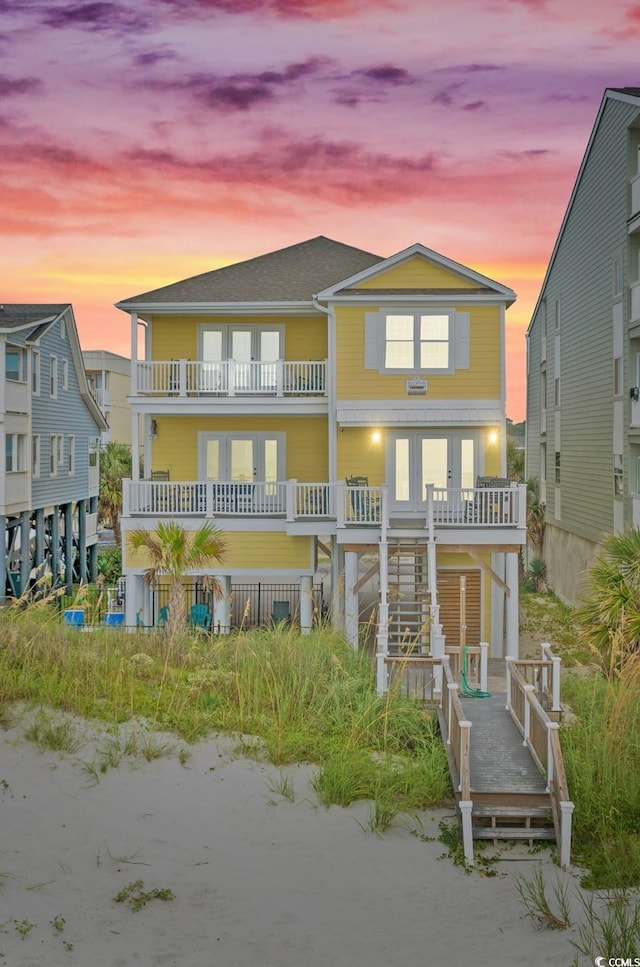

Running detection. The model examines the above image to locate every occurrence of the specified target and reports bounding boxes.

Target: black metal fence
[150,582,326,630]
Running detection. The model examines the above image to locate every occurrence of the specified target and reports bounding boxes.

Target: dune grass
[0,605,451,826]
[561,663,640,889]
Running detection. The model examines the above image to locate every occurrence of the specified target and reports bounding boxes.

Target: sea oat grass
[0,609,451,817]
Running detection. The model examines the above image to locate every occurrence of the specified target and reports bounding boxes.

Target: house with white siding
[526,87,640,603]
[83,350,132,446]
[0,305,107,598]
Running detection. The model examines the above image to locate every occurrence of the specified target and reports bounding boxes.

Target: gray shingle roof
[0,304,69,330]
[608,87,640,97]
[117,236,383,306]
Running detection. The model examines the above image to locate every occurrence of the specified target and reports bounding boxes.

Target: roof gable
[116,236,382,308]
[316,243,516,303]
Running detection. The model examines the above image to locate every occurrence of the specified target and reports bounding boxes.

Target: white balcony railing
[123,480,526,531]
[135,360,327,398]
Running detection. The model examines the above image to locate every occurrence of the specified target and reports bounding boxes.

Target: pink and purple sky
[2,0,639,419]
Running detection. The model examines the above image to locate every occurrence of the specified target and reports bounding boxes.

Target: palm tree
[577,528,640,676]
[128,521,226,640]
[98,442,132,544]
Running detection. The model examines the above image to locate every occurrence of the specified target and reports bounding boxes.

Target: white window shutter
[454,312,470,369]
[364,312,383,370]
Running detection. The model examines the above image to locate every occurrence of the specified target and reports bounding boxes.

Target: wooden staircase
[387,541,431,653]
[436,653,573,866]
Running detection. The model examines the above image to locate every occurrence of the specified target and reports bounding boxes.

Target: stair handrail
[442,655,473,864]
[505,657,574,867]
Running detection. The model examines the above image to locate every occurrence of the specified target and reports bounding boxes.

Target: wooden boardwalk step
[473,827,555,841]
[472,805,552,819]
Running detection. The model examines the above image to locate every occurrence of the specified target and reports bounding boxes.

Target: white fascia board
[115,301,318,316]
[527,88,640,334]
[320,293,515,306]
[126,398,328,417]
[1,317,57,338]
[337,399,503,425]
[315,243,516,301]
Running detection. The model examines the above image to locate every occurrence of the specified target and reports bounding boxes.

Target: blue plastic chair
[188,603,212,632]
[157,606,169,628]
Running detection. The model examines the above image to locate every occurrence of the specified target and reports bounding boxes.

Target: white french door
[201,325,282,392]
[199,432,284,483]
[388,432,476,512]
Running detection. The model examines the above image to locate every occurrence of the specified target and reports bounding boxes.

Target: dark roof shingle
[117,236,383,306]
[0,304,69,331]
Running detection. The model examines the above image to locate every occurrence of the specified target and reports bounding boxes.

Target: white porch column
[344,550,359,649]
[213,576,231,634]
[505,551,519,659]
[490,551,505,658]
[331,537,344,632]
[125,574,143,627]
[300,575,313,634]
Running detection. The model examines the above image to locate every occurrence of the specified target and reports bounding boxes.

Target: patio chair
[188,602,212,632]
[151,470,170,481]
[157,606,169,628]
[271,600,291,623]
[345,475,381,521]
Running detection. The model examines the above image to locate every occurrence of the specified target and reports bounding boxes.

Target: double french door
[201,326,282,392]
[199,432,285,512]
[387,432,476,512]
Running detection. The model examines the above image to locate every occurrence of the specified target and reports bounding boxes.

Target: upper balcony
[133,359,327,402]
[122,479,527,546]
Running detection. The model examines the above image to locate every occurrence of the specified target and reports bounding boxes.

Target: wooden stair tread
[472,804,552,819]
[473,828,555,841]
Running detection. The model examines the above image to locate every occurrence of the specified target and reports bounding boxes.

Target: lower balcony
[123,479,527,543]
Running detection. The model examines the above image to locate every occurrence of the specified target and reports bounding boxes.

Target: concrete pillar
[344,550,359,649]
[0,516,6,603]
[35,508,45,576]
[331,538,344,632]
[51,507,60,586]
[125,573,142,627]
[490,551,505,658]
[505,551,519,659]
[78,500,87,584]
[213,576,231,634]
[64,503,73,593]
[300,575,313,634]
[20,510,30,595]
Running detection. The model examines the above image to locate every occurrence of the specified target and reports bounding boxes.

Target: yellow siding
[150,315,326,361]
[151,415,327,480]
[126,532,312,570]
[337,428,385,484]
[354,256,479,290]
[335,304,501,401]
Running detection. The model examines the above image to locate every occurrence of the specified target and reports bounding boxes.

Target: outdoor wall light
[150,419,158,438]
[488,429,499,445]
[371,430,382,444]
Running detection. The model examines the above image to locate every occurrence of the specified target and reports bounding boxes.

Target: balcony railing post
[228,360,236,396]
[546,721,559,790]
[479,642,489,693]
[505,655,513,710]
[517,483,527,529]
[178,359,187,397]
[286,479,296,521]
[336,483,346,527]
[205,480,213,517]
[523,684,534,744]
[551,655,562,713]
[276,359,284,397]
[123,478,131,516]
[426,483,435,541]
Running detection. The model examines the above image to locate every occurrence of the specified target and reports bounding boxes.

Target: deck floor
[458,691,548,795]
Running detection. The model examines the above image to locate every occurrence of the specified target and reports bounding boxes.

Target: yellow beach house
[116,236,525,675]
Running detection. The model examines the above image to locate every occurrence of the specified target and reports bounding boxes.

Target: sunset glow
[2,0,639,419]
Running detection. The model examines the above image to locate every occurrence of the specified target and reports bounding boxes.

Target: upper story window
[62,358,68,391]
[60,318,66,340]
[199,325,283,363]
[32,435,40,478]
[365,309,468,375]
[32,350,40,395]
[554,299,561,331]
[68,435,75,475]
[50,355,58,398]
[614,356,623,396]
[613,257,623,297]
[385,313,450,370]
[6,347,25,382]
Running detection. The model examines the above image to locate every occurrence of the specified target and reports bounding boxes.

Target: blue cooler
[104,612,125,627]
[64,609,85,627]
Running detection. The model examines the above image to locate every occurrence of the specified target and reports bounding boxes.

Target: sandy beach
[0,710,583,967]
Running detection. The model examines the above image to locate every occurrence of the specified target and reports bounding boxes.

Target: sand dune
[1,713,582,966]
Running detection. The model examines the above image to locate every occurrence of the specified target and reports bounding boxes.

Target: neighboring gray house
[526,88,640,604]
[0,305,107,598]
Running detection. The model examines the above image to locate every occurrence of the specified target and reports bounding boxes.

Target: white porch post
[331,537,344,632]
[505,551,519,658]
[125,574,143,627]
[344,550,359,649]
[300,574,313,634]
[490,551,505,658]
[376,537,389,693]
[213,576,231,634]
[142,580,153,628]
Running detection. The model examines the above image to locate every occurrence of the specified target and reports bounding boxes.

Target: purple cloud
[155,0,398,21]
[42,2,149,33]
[0,75,42,98]
[358,65,415,85]
[463,101,487,112]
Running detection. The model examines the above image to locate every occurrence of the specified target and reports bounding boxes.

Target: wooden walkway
[458,691,548,797]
